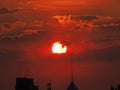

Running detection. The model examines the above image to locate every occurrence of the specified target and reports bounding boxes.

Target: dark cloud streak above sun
[0,8,22,14]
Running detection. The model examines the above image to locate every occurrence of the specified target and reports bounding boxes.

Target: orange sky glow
[0,0,120,90]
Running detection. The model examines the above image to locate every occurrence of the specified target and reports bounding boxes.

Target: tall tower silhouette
[67,54,78,90]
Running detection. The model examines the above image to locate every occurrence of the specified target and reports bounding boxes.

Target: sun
[52,41,67,54]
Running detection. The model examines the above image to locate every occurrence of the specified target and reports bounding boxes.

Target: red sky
[0,0,120,90]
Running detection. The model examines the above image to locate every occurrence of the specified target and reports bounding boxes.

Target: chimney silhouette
[47,82,51,90]
[118,84,120,90]
[111,85,114,90]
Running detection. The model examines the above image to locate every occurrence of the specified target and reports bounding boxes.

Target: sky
[0,0,120,90]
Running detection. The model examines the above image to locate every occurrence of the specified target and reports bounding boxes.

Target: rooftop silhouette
[15,77,39,90]
[110,84,120,90]
[67,80,78,90]
[67,54,79,90]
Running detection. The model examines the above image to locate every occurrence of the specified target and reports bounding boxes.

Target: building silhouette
[110,84,120,90]
[47,82,51,90]
[67,80,78,90]
[15,54,79,90]
[118,84,120,90]
[67,54,78,90]
[111,85,114,90]
[15,77,39,90]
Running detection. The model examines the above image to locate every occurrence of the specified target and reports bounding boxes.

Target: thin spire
[67,54,79,90]
[70,53,73,81]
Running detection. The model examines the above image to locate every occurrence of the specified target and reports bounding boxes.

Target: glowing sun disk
[52,41,67,54]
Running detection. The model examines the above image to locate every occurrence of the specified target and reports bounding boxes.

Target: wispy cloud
[0,21,46,40]
[0,8,22,14]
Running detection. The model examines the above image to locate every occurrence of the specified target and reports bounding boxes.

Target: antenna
[70,53,74,81]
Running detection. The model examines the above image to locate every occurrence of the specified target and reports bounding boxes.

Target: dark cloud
[0,8,21,14]
[100,23,120,31]
[52,15,113,32]
[0,12,119,45]
[0,21,49,41]
[70,15,99,21]
[4,23,12,29]
[52,15,112,23]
